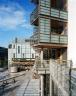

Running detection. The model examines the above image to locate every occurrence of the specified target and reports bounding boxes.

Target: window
[23,53,24,58]
[13,45,15,48]
[32,54,34,58]
[18,46,20,54]
[51,49,56,59]
[13,53,15,58]
[8,44,12,48]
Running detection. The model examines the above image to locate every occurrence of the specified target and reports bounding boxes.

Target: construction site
[0,0,76,96]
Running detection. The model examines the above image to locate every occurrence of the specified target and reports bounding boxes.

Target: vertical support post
[69,60,72,96]
[40,48,43,67]
[41,75,44,96]
[50,75,52,96]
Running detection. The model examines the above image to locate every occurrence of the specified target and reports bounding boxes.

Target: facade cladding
[0,47,8,68]
[8,38,36,66]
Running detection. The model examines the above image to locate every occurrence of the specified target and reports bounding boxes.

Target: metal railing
[50,59,72,96]
[30,6,38,23]
[30,6,68,23]
[51,8,68,20]
[32,33,68,44]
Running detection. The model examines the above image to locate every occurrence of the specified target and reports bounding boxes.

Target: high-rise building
[30,0,69,96]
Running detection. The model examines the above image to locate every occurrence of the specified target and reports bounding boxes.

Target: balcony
[31,34,68,48]
[33,26,39,35]
[51,8,68,20]
[51,34,68,44]
[12,58,27,62]
[30,7,38,24]
[30,7,68,24]
[32,26,68,45]
[39,34,68,44]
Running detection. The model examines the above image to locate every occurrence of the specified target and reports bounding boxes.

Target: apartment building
[8,38,36,72]
[30,0,69,96]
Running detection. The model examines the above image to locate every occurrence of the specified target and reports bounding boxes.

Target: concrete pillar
[41,75,44,96]
[40,49,43,66]
[50,75,52,96]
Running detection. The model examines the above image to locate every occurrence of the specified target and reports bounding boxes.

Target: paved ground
[0,70,40,96]
[22,79,40,96]
[16,70,40,96]
[0,70,9,80]
[0,71,27,96]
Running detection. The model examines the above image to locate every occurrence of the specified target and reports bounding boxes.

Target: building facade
[0,47,8,69]
[30,0,70,96]
[8,38,36,71]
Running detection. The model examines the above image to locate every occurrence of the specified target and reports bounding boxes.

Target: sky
[68,0,76,67]
[0,0,35,47]
[0,0,76,66]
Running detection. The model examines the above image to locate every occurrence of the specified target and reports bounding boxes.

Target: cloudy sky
[0,0,76,66]
[0,0,35,47]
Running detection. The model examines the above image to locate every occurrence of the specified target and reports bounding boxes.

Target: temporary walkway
[16,70,40,96]
[23,79,40,96]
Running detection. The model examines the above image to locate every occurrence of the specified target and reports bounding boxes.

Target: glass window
[32,54,34,58]
[18,46,20,54]
[8,44,12,48]
[13,45,15,48]
[13,53,15,58]
[51,49,56,59]
[23,53,24,58]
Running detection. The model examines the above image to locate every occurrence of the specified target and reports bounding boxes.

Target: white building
[8,38,36,71]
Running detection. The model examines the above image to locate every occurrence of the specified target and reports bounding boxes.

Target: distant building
[8,38,37,72]
[0,47,8,69]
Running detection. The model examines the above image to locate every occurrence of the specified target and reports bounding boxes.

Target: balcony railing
[32,26,68,45]
[50,60,72,95]
[33,26,39,34]
[51,34,68,44]
[12,58,26,61]
[12,58,34,62]
[30,7,68,23]
[51,8,68,20]
[40,34,68,44]
[32,33,68,45]
[30,6,38,24]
